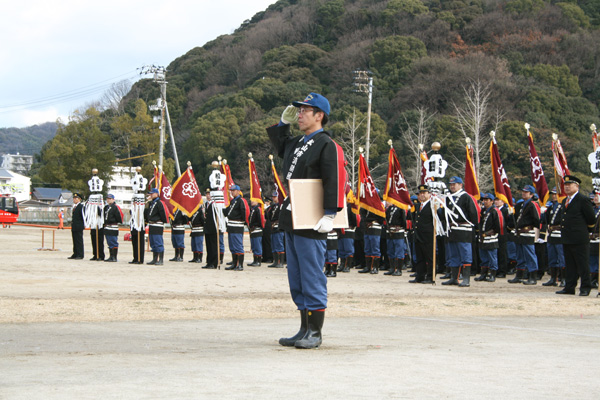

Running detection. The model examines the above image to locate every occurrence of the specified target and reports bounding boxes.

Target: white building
[106,166,142,210]
[0,168,32,202]
[1,153,34,175]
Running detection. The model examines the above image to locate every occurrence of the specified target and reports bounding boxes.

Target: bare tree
[336,109,365,191]
[399,107,436,188]
[99,79,132,114]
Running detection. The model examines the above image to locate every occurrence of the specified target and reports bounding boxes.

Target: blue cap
[149,188,159,194]
[449,176,463,184]
[410,195,418,201]
[272,191,278,197]
[522,185,536,194]
[106,193,115,199]
[590,192,597,198]
[292,93,330,116]
[230,184,241,191]
[481,193,495,200]
[550,187,557,194]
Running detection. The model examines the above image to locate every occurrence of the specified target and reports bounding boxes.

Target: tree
[37,108,115,195]
[99,80,132,114]
[397,107,436,188]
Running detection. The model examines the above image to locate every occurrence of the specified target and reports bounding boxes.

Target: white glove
[313,214,335,233]
[281,105,298,125]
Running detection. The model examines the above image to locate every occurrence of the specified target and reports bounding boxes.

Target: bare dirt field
[1,225,599,399]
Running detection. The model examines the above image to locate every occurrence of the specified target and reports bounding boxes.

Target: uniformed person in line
[494,197,510,278]
[248,200,264,266]
[410,185,435,283]
[533,193,548,280]
[544,187,565,286]
[68,192,85,260]
[384,201,408,276]
[89,199,105,261]
[169,208,188,262]
[359,189,385,275]
[589,191,600,288]
[267,191,285,268]
[202,189,219,269]
[475,193,503,282]
[103,193,123,262]
[261,197,273,264]
[188,203,205,263]
[442,176,479,287]
[224,184,247,271]
[336,193,358,273]
[509,185,540,285]
[145,188,168,265]
[556,175,595,296]
[324,230,338,277]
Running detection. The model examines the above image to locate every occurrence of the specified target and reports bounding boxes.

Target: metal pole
[165,105,181,177]
[159,83,166,171]
[365,77,373,164]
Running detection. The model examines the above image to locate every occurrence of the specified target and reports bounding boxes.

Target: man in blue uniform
[544,187,565,286]
[68,193,85,260]
[267,192,285,268]
[188,205,205,263]
[384,202,407,276]
[145,188,168,265]
[509,185,540,285]
[103,193,122,262]
[556,175,595,296]
[224,184,247,271]
[475,193,502,282]
[267,92,345,349]
[169,208,188,262]
[248,200,264,266]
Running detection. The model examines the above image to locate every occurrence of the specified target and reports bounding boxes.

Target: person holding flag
[169,209,188,262]
[188,206,205,264]
[267,92,345,349]
[145,188,168,265]
[544,187,566,286]
[248,154,266,267]
[475,193,503,282]
[103,194,123,262]
[337,188,359,273]
[266,191,285,268]
[509,185,540,285]
[224,184,249,271]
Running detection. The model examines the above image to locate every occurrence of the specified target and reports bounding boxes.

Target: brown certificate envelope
[288,179,349,230]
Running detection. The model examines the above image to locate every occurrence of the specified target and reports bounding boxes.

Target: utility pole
[353,70,374,164]
[139,65,182,177]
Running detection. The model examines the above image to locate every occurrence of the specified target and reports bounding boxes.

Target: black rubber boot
[295,310,324,349]
[591,273,598,289]
[442,267,459,285]
[459,265,471,287]
[146,252,158,265]
[156,252,164,265]
[169,249,179,262]
[248,255,259,266]
[225,254,238,270]
[370,257,380,274]
[384,258,395,276]
[323,264,330,276]
[508,269,524,284]
[474,267,488,281]
[542,268,558,286]
[392,258,402,276]
[358,256,372,273]
[279,309,308,347]
[178,249,184,262]
[559,268,566,287]
[188,252,198,263]
[234,254,244,271]
[268,252,277,267]
[440,267,452,280]
[337,258,345,272]
[342,256,352,273]
[486,269,497,282]
[112,248,118,262]
[326,263,337,277]
[523,270,537,285]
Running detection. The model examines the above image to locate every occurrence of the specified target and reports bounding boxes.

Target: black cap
[418,185,430,192]
[563,175,581,185]
[72,192,82,199]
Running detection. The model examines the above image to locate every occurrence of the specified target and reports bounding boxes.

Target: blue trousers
[447,241,472,268]
[250,236,262,256]
[364,234,381,257]
[171,233,185,249]
[479,248,498,271]
[338,237,354,258]
[515,243,538,272]
[149,234,164,252]
[219,234,225,253]
[387,238,406,259]
[589,255,599,273]
[326,249,338,263]
[271,231,285,253]
[285,232,327,310]
[228,232,244,254]
[547,243,565,268]
[106,235,118,249]
[507,240,517,261]
[191,236,203,253]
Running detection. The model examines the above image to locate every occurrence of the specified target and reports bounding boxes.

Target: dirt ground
[1,225,600,399]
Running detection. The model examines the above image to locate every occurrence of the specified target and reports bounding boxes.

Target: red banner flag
[552,135,570,202]
[357,153,385,217]
[158,169,175,218]
[419,149,430,185]
[248,156,265,228]
[270,156,287,204]
[490,134,514,211]
[219,159,235,207]
[464,143,480,200]
[383,146,412,210]
[527,128,550,206]
[170,165,203,218]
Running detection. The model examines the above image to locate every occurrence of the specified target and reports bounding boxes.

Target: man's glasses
[298,107,317,115]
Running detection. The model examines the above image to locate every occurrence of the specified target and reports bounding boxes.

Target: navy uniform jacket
[590,206,600,256]
[339,207,358,240]
[71,203,85,232]
[204,201,219,235]
[249,205,263,238]
[224,195,247,234]
[171,209,189,235]
[515,199,539,245]
[480,205,502,249]
[365,210,385,236]
[266,203,281,231]
[268,124,345,240]
[145,197,168,234]
[560,192,595,245]
[414,200,434,244]
[546,201,564,244]
[104,203,123,236]
[190,208,205,237]
[386,205,407,239]
[446,189,479,243]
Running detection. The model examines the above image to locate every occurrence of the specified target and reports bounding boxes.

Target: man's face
[449,183,462,193]
[73,197,80,204]
[206,193,211,201]
[297,106,323,134]
[521,190,532,200]
[482,198,493,208]
[231,189,240,197]
[551,193,558,202]
[151,192,159,199]
[271,196,278,204]
[564,182,578,196]
[107,198,114,204]
[419,191,430,202]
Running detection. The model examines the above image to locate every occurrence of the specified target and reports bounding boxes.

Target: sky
[0,0,276,129]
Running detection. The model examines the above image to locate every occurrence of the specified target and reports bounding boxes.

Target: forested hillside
[1,122,57,159]
[36,0,600,195]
